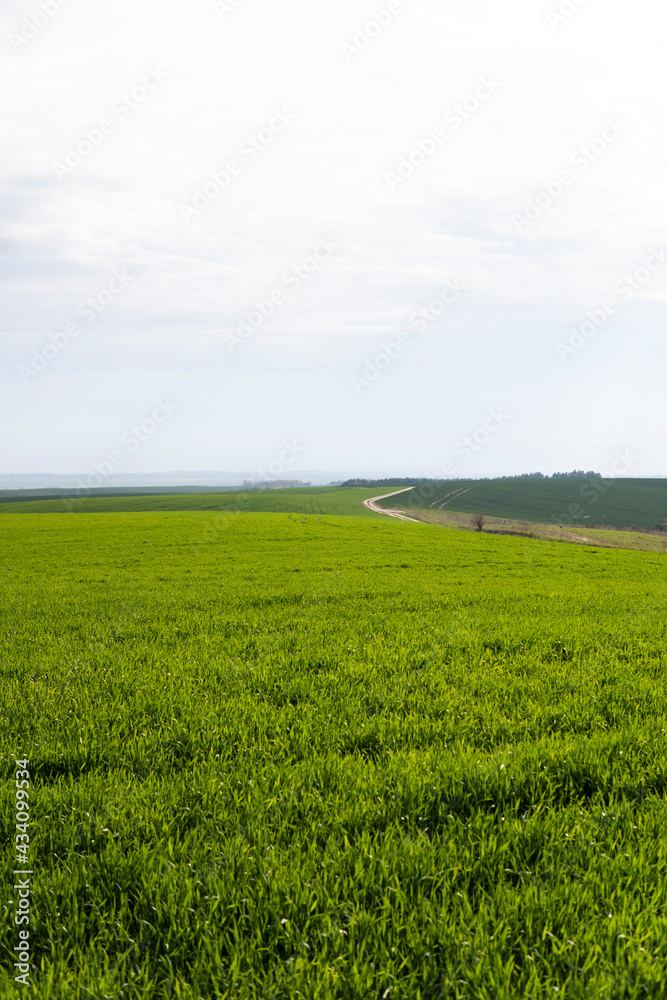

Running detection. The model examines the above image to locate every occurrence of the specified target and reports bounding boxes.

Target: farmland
[394,506,667,554]
[2,478,666,538]
[379,478,667,531]
[0,486,385,518]
[2,510,667,998]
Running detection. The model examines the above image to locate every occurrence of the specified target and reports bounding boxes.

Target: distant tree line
[243,480,311,490]
[339,478,434,487]
[492,470,602,480]
[548,470,602,479]
[339,472,602,487]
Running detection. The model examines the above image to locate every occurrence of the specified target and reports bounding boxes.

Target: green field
[0,487,239,504]
[4,480,667,536]
[0,487,384,517]
[380,478,667,531]
[2,510,667,998]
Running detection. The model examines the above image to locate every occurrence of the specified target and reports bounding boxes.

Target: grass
[0,487,386,518]
[400,506,667,554]
[381,478,667,532]
[2,511,667,998]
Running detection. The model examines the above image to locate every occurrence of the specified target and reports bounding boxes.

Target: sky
[1,0,666,480]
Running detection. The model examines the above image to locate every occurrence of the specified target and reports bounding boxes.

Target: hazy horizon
[1,466,661,491]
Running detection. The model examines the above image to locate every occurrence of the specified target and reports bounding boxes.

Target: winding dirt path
[363,488,421,522]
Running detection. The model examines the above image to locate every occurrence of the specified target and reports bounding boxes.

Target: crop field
[398,507,667,555]
[0,487,385,518]
[2,511,667,998]
[382,478,667,532]
[0,488,241,505]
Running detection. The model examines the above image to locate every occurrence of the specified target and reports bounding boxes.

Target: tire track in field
[363,488,421,522]
[432,486,475,509]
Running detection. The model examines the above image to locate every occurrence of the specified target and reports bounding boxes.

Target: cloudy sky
[1,0,665,479]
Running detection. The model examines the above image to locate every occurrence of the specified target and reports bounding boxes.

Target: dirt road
[363,488,420,522]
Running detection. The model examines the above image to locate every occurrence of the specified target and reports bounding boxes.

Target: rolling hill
[0,486,389,517]
[378,478,667,531]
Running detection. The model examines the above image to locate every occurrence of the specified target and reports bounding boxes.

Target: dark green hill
[378,478,667,530]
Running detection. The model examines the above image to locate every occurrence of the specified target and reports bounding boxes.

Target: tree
[471,513,486,532]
